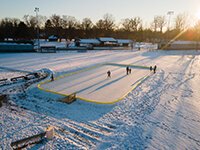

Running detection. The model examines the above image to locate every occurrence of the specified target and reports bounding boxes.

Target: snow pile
[0,69,27,80]
[36,68,53,76]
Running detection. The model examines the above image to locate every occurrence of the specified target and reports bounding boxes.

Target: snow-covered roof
[79,39,100,44]
[117,39,133,44]
[48,35,58,40]
[98,37,117,42]
[0,43,31,46]
[40,41,67,49]
[171,40,198,45]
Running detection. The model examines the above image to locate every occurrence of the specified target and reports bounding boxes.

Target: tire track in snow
[9,92,115,149]
[96,56,199,148]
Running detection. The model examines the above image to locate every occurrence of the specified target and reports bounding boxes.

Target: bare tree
[38,15,47,28]
[50,14,62,28]
[151,16,166,32]
[129,17,142,31]
[151,16,159,32]
[121,18,131,31]
[62,15,78,29]
[61,15,79,39]
[81,18,93,30]
[103,13,115,30]
[174,13,189,32]
[23,15,37,28]
[23,15,46,28]
[121,17,142,32]
[157,16,166,32]
[95,19,105,29]
[49,14,64,37]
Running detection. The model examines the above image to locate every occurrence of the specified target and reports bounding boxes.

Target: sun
[195,10,200,20]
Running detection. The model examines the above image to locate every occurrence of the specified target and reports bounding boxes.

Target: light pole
[167,11,174,31]
[34,7,40,52]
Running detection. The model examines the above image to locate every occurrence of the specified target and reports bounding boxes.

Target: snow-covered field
[0,49,200,149]
[0,69,27,80]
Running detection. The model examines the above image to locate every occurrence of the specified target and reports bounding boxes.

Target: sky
[0,0,200,25]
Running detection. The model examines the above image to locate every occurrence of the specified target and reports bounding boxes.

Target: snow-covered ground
[0,49,200,149]
[0,69,27,80]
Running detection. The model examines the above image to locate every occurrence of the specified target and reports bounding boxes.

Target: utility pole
[166,11,174,44]
[167,11,174,31]
[34,7,40,52]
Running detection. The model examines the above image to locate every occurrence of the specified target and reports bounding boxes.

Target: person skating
[129,68,132,74]
[153,65,157,73]
[107,70,111,78]
[51,73,54,81]
[126,66,129,75]
[150,66,153,72]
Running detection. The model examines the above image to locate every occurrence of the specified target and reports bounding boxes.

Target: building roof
[79,39,100,44]
[171,40,198,45]
[117,39,133,44]
[48,35,58,40]
[98,37,117,42]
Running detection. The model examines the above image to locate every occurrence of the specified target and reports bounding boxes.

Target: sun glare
[195,10,200,20]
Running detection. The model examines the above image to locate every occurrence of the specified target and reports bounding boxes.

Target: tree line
[1,13,200,42]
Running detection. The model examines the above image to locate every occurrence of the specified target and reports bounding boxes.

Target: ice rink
[40,64,150,103]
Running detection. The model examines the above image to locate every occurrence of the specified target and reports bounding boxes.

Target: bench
[10,132,46,150]
[61,93,76,104]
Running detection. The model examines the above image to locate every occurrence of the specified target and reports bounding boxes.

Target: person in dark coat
[126,66,129,75]
[129,68,132,74]
[107,70,111,78]
[51,73,54,81]
[150,66,153,72]
[153,65,157,73]
[34,72,39,78]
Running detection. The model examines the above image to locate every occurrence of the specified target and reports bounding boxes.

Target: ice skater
[51,73,54,81]
[129,68,132,74]
[150,66,153,72]
[153,65,157,74]
[107,70,111,78]
[126,66,129,75]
